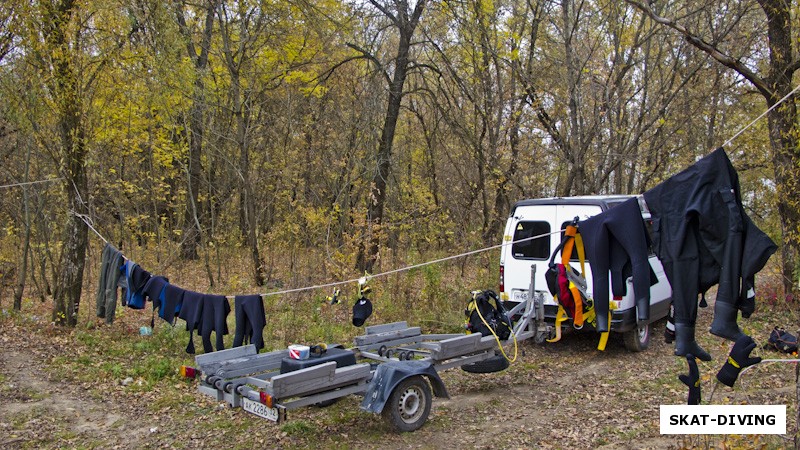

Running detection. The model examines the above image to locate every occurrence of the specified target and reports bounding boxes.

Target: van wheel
[623,322,650,352]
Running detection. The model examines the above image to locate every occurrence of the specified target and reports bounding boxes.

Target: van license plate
[242,397,280,422]
[513,291,528,301]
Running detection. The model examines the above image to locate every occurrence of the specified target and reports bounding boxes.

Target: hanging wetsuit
[199,295,231,354]
[737,215,777,318]
[579,197,653,332]
[121,261,151,309]
[95,243,124,324]
[143,275,173,327]
[233,295,266,351]
[158,283,185,325]
[179,290,204,354]
[642,147,776,361]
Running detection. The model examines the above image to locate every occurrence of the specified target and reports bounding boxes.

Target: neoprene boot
[709,301,745,341]
[737,283,756,318]
[636,296,650,322]
[595,308,609,333]
[674,322,711,361]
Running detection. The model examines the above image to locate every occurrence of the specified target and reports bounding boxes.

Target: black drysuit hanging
[179,290,204,354]
[579,197,653,332]
[199,294,231,354]
[233,295,266,351]
[179,291,231,354]
[642,147,776,360]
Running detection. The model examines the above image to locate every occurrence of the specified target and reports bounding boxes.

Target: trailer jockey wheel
[398,351,408,361]
[385,349,394,359]
[378,345,387,357]
[382,376,432,432]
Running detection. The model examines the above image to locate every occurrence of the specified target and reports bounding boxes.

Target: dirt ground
[1,300,797,450]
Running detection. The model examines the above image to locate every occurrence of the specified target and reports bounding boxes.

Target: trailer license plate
[242,397,280,422]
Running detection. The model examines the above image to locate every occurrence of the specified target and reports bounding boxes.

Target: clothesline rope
[75,208,561,297]
[722,83,800,148]
[72,80,799,298]
[74,212,110,246]
[258,230,563,297]
[0,177,62,190]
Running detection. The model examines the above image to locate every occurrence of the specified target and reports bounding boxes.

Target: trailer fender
[360,360,449,414]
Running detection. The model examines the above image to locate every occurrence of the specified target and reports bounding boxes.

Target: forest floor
[1,295,798,450]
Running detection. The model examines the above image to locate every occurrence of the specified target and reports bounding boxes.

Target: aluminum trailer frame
[184,269,547,431]
[186,320,517,431]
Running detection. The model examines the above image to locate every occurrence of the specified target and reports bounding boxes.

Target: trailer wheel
[623,322,650,352]
[382,376,432,432]
[460,354,509,374]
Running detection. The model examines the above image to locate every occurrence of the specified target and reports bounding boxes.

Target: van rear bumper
[509,297,669,333]
[610,308,638,333]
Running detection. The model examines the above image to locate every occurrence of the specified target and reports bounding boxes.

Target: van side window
[644,219,656,256]
[512,221,550,259]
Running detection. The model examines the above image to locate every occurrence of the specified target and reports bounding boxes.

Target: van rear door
[501,205,557,303]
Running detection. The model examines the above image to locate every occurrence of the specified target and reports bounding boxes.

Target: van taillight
[499,265,505,293]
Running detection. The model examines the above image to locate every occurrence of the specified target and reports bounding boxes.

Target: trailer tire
[623,322,650,352]
[460,354,509,374]
[314,398,340,408]
[382,376,432,432]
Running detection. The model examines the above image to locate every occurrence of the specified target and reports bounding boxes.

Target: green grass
[280,420,314,436]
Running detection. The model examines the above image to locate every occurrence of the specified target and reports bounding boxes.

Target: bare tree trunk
[13,140,32,310]
[361,0,427,273]
[176,0,216,260]
[39,0,89,327]
[217,3,266,286]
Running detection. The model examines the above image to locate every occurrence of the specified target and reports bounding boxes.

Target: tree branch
[368,0,398,25]
[625,0,774,100]
[345,42,391,85]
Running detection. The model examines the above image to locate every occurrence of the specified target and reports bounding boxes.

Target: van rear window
[512,221,550,259]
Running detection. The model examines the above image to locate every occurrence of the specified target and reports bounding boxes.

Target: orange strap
[569,283,584,327]
[561,225,586,327]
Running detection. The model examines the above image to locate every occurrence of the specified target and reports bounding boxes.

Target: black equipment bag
[465,290,512,341]
[765,327,798,354]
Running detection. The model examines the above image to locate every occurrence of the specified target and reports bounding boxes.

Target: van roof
[510,195,641,216]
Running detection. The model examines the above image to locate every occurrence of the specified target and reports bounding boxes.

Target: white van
[499,195,672,351]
